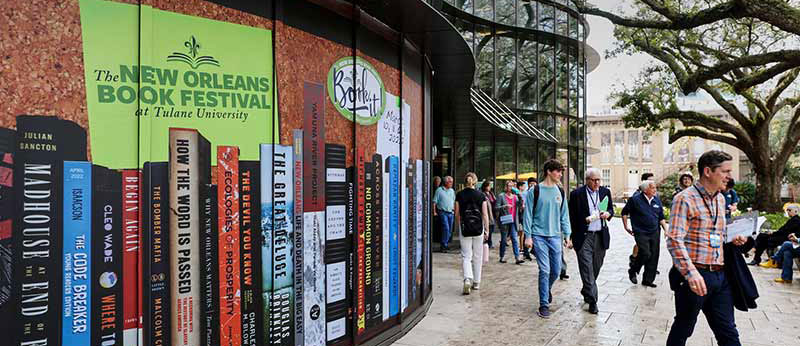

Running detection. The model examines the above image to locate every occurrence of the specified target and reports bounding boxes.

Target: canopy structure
[470,88,558,143]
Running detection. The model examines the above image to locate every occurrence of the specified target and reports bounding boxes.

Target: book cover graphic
[142,162,170,346]
[414,160,423,302]
[122,169,140,346]
[325,144,347,343]
[292,130,305,346]
[239,160,263,346]
[217,146,242,346]
[399,162,408,313]
[386,156,399,317]
[406,162,416,307]
[364,155,383,328]
[62,161,92,345]
[91,166,123,346]
[303,81,326,346]
[13,115,87,346]
[168,128,206,346]
[355,150,366,336]
[423,161,431,292]
[0,128,13,338]
[261,144,294,346]
[202,184,220,346]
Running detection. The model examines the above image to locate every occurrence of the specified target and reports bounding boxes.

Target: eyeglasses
[588,178,601,183]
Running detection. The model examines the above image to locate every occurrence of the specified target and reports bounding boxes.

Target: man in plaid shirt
[666,150,748,346]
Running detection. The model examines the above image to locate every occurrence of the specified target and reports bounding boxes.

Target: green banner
[80,0,275,168]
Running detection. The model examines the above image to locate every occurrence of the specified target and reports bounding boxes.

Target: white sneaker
[472,282,480,290]
[463,279,472,295]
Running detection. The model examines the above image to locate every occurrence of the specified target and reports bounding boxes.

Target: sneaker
[588,303,599,314]
[463,279,472,295]
[537,306,551,319]
[524,254,533,261]
[760,259,779,268]
[515,259,525,265]
[775,278,792,284]
[748,259,761,266]
[642,282,657,288]
[499,258,507,263]
[560,272,569,280]
[472,282,480,290]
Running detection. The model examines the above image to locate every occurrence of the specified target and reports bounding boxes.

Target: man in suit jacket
[568,168,614,314]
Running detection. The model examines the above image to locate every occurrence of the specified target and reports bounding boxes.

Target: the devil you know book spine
[168,128,206,346]
[142,162,170,346]
[324,144,347,343]
[263,144,294,346]
[292,130,304,346]
[386,156,399,318]
[91,166,123,346]
[62,161,92,345]
[122,169,140,346]
[217,146,241,346]
[13,115,87,346]
[239,160,263,346]
[201,183,219,346]
[0,128,14,339]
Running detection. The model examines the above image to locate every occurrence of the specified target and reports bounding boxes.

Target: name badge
[709,234,722,248]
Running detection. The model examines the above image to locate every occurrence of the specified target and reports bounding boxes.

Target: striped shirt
[666,183,727,279]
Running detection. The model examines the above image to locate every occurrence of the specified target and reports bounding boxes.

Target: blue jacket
[621,193,665,234]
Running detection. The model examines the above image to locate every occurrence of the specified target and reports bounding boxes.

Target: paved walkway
[397,219,800,346]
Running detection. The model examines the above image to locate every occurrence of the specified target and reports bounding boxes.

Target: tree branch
[733,61,800,93]
[669,128,742,150]
[699,84,755,130]
[767,68,800,112]
[776,105,800,165]
[661,109,753,147]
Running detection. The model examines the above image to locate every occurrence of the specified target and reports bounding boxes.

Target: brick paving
[396,219,800,346]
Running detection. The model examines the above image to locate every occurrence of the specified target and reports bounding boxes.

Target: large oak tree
[577,0,800,211]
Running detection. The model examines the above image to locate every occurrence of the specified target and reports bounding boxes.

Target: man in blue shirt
[722,179,739,222]
[433,176,456,252]
[622,180,668,287]
[523,159,572,319]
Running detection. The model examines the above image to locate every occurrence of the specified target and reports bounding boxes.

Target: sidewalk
[396,219,800,346]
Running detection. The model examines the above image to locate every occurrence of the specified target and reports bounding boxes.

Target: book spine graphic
[168,128,202,346]
[368,154,383,326]
[217,146,241,346]
[91,166,123,346]
[62,161,92,345]
[239,160,263,346]
[142,162,170,346]
[324,144,347,343]
[406,162,415,307]
[399,161,408,313]
[355,150,366,335]
[292,130,304,346]
[345,168,355,341]
[0,128,13,339]
[381,157,389,322]
[423,161,431,291]
[122,169,140,346]
[14,115,87,346]
[387,156,399,317]
[414,160,423,302]
[303,81,326,346]
[263,144,294,346]
[202,184,219,346]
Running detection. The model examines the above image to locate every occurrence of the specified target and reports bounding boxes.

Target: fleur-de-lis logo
[167,35,220,69]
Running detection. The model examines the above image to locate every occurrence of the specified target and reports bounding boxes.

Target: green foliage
[761,212,789,231]
[733,182,756,211]
[614,206,623,216]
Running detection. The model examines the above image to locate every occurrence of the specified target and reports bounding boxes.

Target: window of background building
[601,132,611,163]
[602,168,611,186]
[495,139,516,194]
[518,38,537,110]
[628,130,639,161]
[538,40,555,112]
[518,0,536,28]
[539,4,554,32]
[496,0,515,26]
[475,24,493,97]
[614,130,625,163]
[497,35,516,107]
[642,130,652,162]
[475,0,492,20]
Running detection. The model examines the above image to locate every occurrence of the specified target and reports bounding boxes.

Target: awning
[470,88,558,143]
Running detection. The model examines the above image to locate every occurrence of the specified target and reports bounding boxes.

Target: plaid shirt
[666,183,727,279]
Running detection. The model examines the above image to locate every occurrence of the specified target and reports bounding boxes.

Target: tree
[577,0,800,211]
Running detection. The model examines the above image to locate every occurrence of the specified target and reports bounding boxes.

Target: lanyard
[587,188,599,211]
[694,185,718,229]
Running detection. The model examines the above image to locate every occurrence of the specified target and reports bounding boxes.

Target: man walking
[523,159,571,319]
[433,176,456,252]
[666,150,748,346]
[568,168,614,314]
[622,180,667,287]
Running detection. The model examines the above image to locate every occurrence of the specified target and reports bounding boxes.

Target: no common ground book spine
[91,166,123,346]
[122,169,140,346]
[363,159,375,329]
[324,144,348,343]
[0,128,14,339]
[62,161,92,345]
[292,130,305,346]
[239,160,263,346]
[217,146,242,346]
[142,162,170,346]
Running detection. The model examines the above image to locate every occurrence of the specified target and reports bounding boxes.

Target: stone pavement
[396,219,800,346]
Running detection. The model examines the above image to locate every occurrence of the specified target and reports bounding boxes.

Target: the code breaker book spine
[355,150,366,336]
[368,154,383,327]
[292,130,304,346]
[62,161,91,345]
[91,166,123,346]
[13,115,87,346]
[239,160,263,346]
[122,169,140,346]
[0,128,13,340]
[217,146,241,346]
[386,156,399,317]
[142,162,170,346]
[324,144,347,343]
[201,183,219,346]
[263,144,294,346]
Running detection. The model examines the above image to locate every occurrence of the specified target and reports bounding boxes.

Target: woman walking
[496,181,524,265]
[454,172,491,294]
[481,180,497,248]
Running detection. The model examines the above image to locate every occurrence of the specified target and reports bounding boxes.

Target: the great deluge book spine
[122,169,140,346]
[13,115,87,346]
[263,144,294,346]
[62,161,92,345]
[202,183,219,346]
[168,128,205,346]
[368,154,383,327]
[91,165,123,346]
[386,156,399,318]
[292,130,304,346]
[355,150,366,336]
[324,144,348,343]
[239,160,263,346]
[0,127,14,340]
[142,162,170,346]
[217,146,242,346]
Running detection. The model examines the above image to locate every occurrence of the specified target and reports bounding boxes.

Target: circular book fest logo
[327,56,386,125]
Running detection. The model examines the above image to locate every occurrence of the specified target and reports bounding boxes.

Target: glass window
[538,41,555,112]
[495,139,516,194]
[569,118,578,146]
[538,142,555,181]
[455,135,473,189]
[642,131,653,162]
[569,14,579,39]
[614,131,625,163]
[475,0,492,20]
[578,21,585,40]
[569,46,578,117]
[539,4,554,32]
[601,132,610,163]
[496,35,516,107]
[557,147,568,187]
[556,116,569,143]
[518,0,536,28]
[569,147,579,191]
[518,138,537,183]
[628,130,640,162]
[602,169,611,183]
[475,25,493,96]
[518,38,537,110]
[577,121,585,148]
[475,138,493,184]
[556,9,568,36]
[496,0,515,26]
[455,0,473,14]
[450,16,475,53]
[555,43,569,115]
[578,49,585,118]
[540,114,555,137]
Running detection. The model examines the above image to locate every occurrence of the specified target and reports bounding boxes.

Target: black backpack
[532,183,565,213]
[461,193,484,237]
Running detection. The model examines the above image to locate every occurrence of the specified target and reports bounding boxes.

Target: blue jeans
[667,270,740,346]
[439,211,454,248]
[532,235,562,308]
[773,241,800,281]
[499,223,519,260]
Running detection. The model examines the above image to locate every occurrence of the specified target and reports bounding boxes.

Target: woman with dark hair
[675,173,694,195]
[481,180,497,248]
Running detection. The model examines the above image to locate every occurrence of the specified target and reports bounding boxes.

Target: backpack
[461,192,484,237]
[532,183,565,213]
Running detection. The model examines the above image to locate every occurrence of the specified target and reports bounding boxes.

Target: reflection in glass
[454,0,473,14]
[495,140,515,194]
[555,43,569,115]
[556,116,569,143]
[496,0,515,26]
[569,46,578,116]
[475,0,492,20]
[569,118,578,146]
[556,9,568,36]
[455,135,473,188]
[518,38,537,110]
[578,49,585,118]
[569,14,579,39]
[538,41,554,112]
[518,0,536,28]
[476,138,493,183]
[569,146,579,191]
[539,4,554,32]
[450,15,475,53]
[518,137,537,183]
[538,142,554,182]
[557,147,568,187]
[497,35,516,107]
[475,25,493,96]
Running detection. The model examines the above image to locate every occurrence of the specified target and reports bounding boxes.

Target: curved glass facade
[433,0,589,193]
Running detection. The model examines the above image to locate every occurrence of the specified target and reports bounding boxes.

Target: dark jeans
[439,211,454,248]
[485,224,495,247]
[630,230,660,284]
[666,270,741,346]
[575,231,606,304]
[772,241,800,281]
[743,231,790,262]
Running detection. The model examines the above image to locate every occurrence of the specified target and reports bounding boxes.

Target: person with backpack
[523,159,572,318]
[454,172,491,295]
[496,180,524,264]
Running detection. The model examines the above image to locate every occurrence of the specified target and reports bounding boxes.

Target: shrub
[761,212,789,231]
[734,182,756,211]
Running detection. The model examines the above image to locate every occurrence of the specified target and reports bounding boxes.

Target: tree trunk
[755,169,784,212]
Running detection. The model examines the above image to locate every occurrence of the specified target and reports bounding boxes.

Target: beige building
[587,112,745,200]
